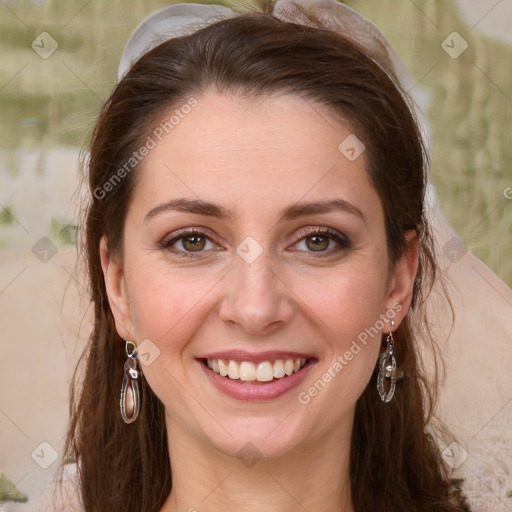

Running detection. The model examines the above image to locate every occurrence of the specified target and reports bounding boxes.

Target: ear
[99,236,135,340]
[384,230,419,329]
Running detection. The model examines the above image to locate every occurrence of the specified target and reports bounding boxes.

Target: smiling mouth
[201,357,310,384]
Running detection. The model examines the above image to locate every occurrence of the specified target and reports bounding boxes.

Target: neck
[160,413,355,512]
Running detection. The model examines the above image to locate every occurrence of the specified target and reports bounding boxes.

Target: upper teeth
[206,358,307,382]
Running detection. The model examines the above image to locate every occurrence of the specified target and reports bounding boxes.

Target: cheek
[125,258,221,342]
[124,262,223,419]
[291,262,388,403]
[294,260,389,343]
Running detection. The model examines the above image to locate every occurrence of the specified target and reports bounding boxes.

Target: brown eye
[305,234,330,251]
[181,235,206,252]
[292,228,351,256]
[162,229,220,258]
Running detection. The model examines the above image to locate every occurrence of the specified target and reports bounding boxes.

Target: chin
[199,413,314,462]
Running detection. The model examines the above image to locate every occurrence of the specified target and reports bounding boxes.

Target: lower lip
[197,359,317,402]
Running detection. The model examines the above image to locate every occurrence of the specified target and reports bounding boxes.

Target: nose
[218,245,294,337]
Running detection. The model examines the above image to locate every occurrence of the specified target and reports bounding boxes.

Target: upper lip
[197,350,316,364]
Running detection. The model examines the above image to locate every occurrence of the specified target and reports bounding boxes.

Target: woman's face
[102,91,417,459]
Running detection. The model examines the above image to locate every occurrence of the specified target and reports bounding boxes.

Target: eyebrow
[144,197,367,225]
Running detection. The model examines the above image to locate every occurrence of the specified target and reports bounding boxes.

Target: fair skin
[100,91,418,512]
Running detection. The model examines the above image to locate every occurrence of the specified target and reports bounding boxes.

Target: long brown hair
[62,2,472,511]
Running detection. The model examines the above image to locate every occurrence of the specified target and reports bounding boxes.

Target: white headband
[117,0,431,181]
[117,2,238,83]
[118,0,415,95]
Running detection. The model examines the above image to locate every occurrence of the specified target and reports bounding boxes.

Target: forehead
[128,91,378,222]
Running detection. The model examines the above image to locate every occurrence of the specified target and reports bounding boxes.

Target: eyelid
[293,226,348,242]
[162,226,221,245]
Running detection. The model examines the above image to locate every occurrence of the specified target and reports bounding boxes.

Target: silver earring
[377,320,397,403]
[120,340,141,423]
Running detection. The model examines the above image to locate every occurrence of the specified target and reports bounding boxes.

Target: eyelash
[160,227,351,259]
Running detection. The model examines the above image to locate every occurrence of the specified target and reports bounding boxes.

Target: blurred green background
[1,0,511,285]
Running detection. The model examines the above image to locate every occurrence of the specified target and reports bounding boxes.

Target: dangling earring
[120,340,141,423]
[377,320,397,403]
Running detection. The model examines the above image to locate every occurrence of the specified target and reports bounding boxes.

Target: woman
[59,0,474,510]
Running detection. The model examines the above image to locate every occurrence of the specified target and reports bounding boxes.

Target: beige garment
[23,464,81,512]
